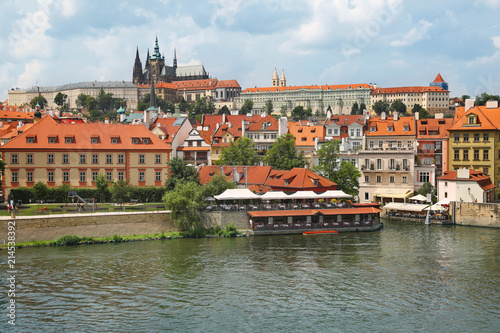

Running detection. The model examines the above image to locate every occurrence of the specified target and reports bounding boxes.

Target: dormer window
[26,136,35,143]
[313,179,319,186]
[111,137,119,144]
[370,126,376,132]
[131,138,140,144]
[468,116,475,124]
[301,137,307,141]
[142,138,150,144]
[403,126,409,132]
[91,137,99,144]
[388,126,393,132]
[48,136,57,143]
[284,179,289,186]
[65,136,74,144]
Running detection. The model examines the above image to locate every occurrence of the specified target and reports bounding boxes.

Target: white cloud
[390,19,432,47]
[15,60,46,88]
[210,0,243,25]
[492,36,500,48]
[475,0,500,7]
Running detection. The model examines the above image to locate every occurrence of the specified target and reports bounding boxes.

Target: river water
[2,219,500,332]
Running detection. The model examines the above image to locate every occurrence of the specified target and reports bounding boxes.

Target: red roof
[417,118,453,139]
[437,170,495,191]
[371,86,448,94]
[150,118,186,143]
[433,73,445,83]
[325,115,364,126]
[243,83,371,93]
[288,124,325,146]
[366,116,416,136]
[265,168,337,191]
[449,105,500,131]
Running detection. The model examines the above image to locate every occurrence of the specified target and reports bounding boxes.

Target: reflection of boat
[303,230,339,235]
[425,209,431,225]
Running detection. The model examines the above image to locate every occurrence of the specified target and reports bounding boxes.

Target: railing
[253,220,373,231]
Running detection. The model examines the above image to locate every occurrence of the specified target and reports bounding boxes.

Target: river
[2,219,500,332]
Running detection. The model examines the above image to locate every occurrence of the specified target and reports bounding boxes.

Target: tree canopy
[94,173,109,203]
[111,179,132,205]
[313,140,341,180]
[239,99,253,115]
[163,181,204,235]
[165,156,200,191]
[202,172,237,199]
[54,92,68,108]
[413,104,432,119]
[291,105,312,121]
[390,99,407,115]
[331,161,361,198]
[372,100,389,115]
[30,96,48,109]
[264,99,273,115]
[219,105,230,115]
[216,136,260,166]
[474,92,500,106]
[280,105,288,117]
[417,181,437,203]
[264,134,307,170]
[351,102,359,115]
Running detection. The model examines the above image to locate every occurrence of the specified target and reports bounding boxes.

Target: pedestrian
[8,192,14,208]
[249,218,254,230]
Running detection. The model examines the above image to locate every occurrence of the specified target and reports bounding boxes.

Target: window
[92,154,99,164]
[403,159,408,169]
[12,172,18,183]
[139,154,145,164]
[65,137,74,144]
[80,154,86,164]
[11,154,18,164]
[468,117,475,124]
[378,141,383,148]
[484,133,489,142]
[27,154,33,164]
[48,137,57,143]
[402,176,407,183]
[155,171,161,182]
[376,175,381,183]
[118,171,124,181]
[106,171,112,181]
[389,159,395,169]
[63,154,69,164]
[142,138,150,144]
[91,137,99,144]
[106,154,112,164]
[419,172,430,183]
[139,171,145,182]
[26,137,35,143]
[474,133,480,142]
[454,150,460,160]
[474,150,480,160]
[483,168,489,175]
[444,192,448,198]
[454,134,460,142]
[48,171,54,182]
[334,128,339,135]
[111,137,119,144]
[132,138,140,144]
[155,154,161,164]
[369,141,374,148]
[118,154,124,164]
[80,171,86,182]
[92,171,98,181]
[364,192,369,201]
[463,133,469,142]
[376,159,382,169]
[327,129,332,135]
[463,150,469,160]
[48,154,54,164]
[364,175,369,183]
[389,175,395,183]
[483,150,489,160]
[27,171,33,182]
[63,171,69,182]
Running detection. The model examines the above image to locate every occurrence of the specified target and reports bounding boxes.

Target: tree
[33,182,49,201]
[85,96,97,111]
[54,92,68,108]
[202,172,237,198]
[331,161,361,198]
[351,102,359,115]
[280,105,288,117]
[219,105,230,115]
[163,181,204,236]
[372,100,389,115]
[239,99,253,115]
[264,134,307,170]
[390,99,407,115]
[97,88,114,111]
[313,140,341,180]
[461,95,470,103]
[217,136,260,166]
[179,97,189,113]
[291,105,306,121]
[30,96,48,109]
[112,179,132,205]
[359,102,367,114]
[474,92,500,106]
[76,93,88,109]
[94,173,109,203]
[165,156,200,191]
[264,99,273,115]
[417,182,437,203]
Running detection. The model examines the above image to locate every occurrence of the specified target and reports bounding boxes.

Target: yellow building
[0,116,172,197]
[448,102,500,200]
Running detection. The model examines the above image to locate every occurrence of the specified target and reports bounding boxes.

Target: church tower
[280,69,286,87]
[272,68,279,87]
[132,47,144,84]
[149,35,165,82]
[173,48,177,70]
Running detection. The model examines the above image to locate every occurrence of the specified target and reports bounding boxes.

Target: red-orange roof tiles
[448,105,500,131]
[243,83,371,93]
[371,86,448,94]
[288,125,325,146]
[417,118,453,139]
[366,116,416,136]
[437,170,495,191]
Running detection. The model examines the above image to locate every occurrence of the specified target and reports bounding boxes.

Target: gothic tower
[173,48,177,70]
[132,47,144,84]
[149,35,165,82]
[280,69,286,87]
[272,68,279,87]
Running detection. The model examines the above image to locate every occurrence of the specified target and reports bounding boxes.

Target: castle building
[133,36,209,85]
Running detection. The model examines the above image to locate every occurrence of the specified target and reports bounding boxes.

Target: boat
[425,209,431,225]
[303,230,339,235]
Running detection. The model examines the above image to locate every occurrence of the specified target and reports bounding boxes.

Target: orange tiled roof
[264,168,336,191]
[199,166,273,185]
[371,86,448,94]
[136,82,176,89]
[288,125,325,146]
[433,73,445,83]
[366,116,416,136]
[0,110,34,119]
[246,114,279,131]
[173,79,218,91]
[416,118,453,139]
[325,115,364,126]
[1,116,171,151]
[437,170,495,191]
[150,118,187,143]
[215,79,240,88]
[199,129,214,145]
[243,83,372,93]
[448,105,500,131]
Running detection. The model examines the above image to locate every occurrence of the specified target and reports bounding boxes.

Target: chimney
[241,120,246,137]
[222,113,226,124]
[228,122,232,128]
[435,113,444,119]
[465,99,475,111]
[415,111,419,121]
[381,111,386,121]
[486,100,499,109]
[278,117,288,137]
[394,112,398,121]
[457,168,470,179]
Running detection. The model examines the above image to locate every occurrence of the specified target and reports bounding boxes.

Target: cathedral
[133,36,209,85]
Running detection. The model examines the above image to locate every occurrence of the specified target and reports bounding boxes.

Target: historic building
[133,36,209,85]
[0,115,172,197]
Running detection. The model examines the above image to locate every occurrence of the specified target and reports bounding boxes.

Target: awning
[424,204,446,211]
[409,194,427,201]
[214,189,261,200]
[436,198,451,206]
[259,191,289,200]
[384,202,429,212]
[374,189,413,199]
[315,190,352,199]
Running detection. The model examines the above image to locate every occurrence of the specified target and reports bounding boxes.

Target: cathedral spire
[173,48,177,69]
[149,75,157,109]
[133,46,143,84]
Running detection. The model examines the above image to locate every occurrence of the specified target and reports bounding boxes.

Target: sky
[1,0,500,102]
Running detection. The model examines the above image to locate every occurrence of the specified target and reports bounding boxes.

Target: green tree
[331,161,361,198]
[112,179,132,205]
[280,105,288,117]
[351,102,359,115]
[165,156,200,191]
[163,181,203,235]
[94,173,109,203]
[33,182,49,201]
[417,182,437,203]
[461,95,470,104]
[264,134,306,170]
[264,99,273,115]
[30,96,48,109]
[85,96,97,111]
[372,100,389,115]
[313,140,340,180]
[390,99,407,114]
[474,92,500,106]
[219,105,230,115]
[239,99,253,115]
[54,92,68,108]
[359,102,367,114]
[97,88,114,111]
[217,136,260,166]
[291,105,307,121]
[179,97,189,113]
[113,98,127,110]
[202,172,237,199]
[76,93,88,109]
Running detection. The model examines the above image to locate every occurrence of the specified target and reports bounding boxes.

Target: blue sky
[1,0,499,102]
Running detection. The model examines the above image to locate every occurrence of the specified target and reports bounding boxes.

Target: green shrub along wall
[10,186,167,203]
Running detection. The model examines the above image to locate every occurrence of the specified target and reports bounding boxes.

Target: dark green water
[2,219,500,332]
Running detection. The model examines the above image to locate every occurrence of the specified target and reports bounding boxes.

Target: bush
[218,223,240,237]
[56,235,82,246]
[112,235,123,242]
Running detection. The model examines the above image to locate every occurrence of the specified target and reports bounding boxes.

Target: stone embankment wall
[451,202,500,228]
[0,211,177,243]
[200,211,249,230]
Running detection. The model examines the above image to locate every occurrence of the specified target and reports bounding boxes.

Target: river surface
[2,219,500,332]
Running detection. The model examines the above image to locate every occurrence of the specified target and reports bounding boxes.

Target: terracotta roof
[1,116,171,151]
[433,73,445,83]
[366,116,416,136]
[416,118,453,139]
[173,79,218,91]
[199,130,214,144]
[437,170,495,191]
[325,115,364,126]
[150,117,187,143]
[246,114,279,131]
[288,125,325,146]
[264,168,336,191]
[242,83,372,93]
[0,110,34,119]
[199,166,273,185]
[136,82,176,89]
[215,79,240,88]
[371,86,448,94]
[448,105,500,131]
